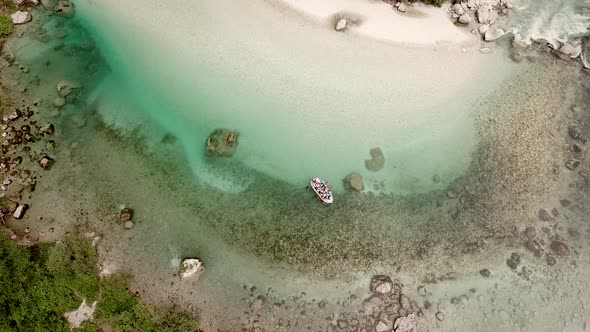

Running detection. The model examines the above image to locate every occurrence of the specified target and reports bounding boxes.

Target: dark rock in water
[551,208,558,217]
[161,133,177,144]
[433,174,440,183]
[545,255,557,266]
[39,123,54,136]
[549,240,570,256]
[206,129,239,157]
[568,125,582,140]
[54,0,74,17]
[345,172,364,191]
[120,207,133,222]
[370,275,393,294]
[571,143,584,153]
[507,253,521,270]
[365,147,385,172]
[525,239,544,257]
[565,159,580,170]
[560,199,571,207]
[524,226,536,240]
[479,269,491,277]
[39,156,54,170]
[538,208,554,221]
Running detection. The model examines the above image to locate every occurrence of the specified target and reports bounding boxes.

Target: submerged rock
[53,97,65,108]
[39,123,54,136]
[565,159,580,170]
[365,147,385,172]
[206,129,239,157]
[56,80,80,97]
[394,314,416,332]
[178,258,204,279]
[54,0,74,17]
[538,208,554,221]
[11,11,32,25]
[346,172,364,191]
[549,240,570,256]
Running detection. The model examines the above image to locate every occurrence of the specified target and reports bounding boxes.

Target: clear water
[5,0,590,330]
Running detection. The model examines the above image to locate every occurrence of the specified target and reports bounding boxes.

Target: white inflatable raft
[311,177,333,204]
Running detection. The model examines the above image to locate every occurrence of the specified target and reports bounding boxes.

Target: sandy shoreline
[279,0,475,45]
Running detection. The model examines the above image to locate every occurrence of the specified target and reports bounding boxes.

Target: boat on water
[311,177,333,204]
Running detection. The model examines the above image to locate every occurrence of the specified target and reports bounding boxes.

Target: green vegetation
[0,0,14,43]
[0,231,199,331]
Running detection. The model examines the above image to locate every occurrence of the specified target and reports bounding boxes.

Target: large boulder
[206,129,239,157]
[178,258,204,279]
[345,172,364,191]
[484,27,506,42]
[11,11,32,25]
[365,147,385,172]
[476,5,498,24]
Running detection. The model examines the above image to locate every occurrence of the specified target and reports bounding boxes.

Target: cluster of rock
[0,101,57,221]
[9,0,74,25]
[327,275,418,332]
[205,129,239,157]
[448,0,513,42]
[343,147,386,192]
[448,1,589,68]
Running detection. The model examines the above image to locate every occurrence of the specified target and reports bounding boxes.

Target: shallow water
[2,0,590,331]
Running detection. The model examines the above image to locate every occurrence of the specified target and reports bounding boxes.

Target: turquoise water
[70,0,522,195]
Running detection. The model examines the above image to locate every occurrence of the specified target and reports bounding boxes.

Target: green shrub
[0,15,12,37]
[0,231,199,331]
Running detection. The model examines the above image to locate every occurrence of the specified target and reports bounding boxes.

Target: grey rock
[124,221,134,229]
[346,172,364,191]
[549,240,570,256]
[559,199,571,207]
[479,268,491,277]
[538,208,554,221]
[365,147,385,172]
[13,204,28,219]
[435,311,444,321]
[476,5,497,24]
[568,126,582,140]
[375,320,389,332]
[524,226,536,240]
[11,11,32,25]
[458,14,472,24]
[335,19,347,31]
[484,27,506,42]
[371,275,393,294]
